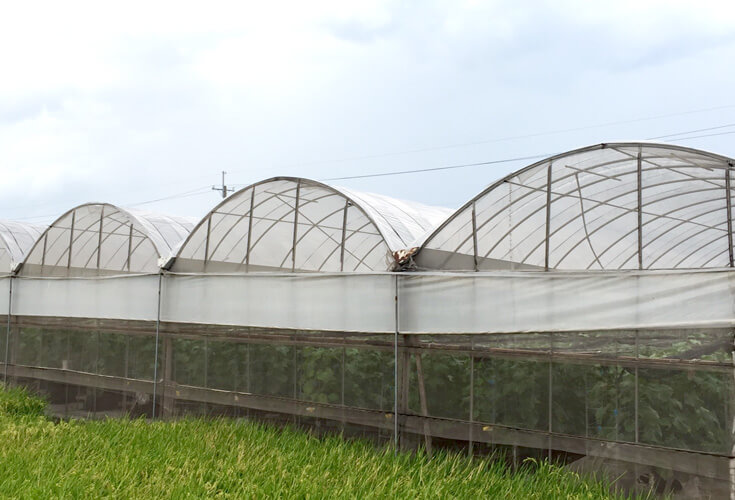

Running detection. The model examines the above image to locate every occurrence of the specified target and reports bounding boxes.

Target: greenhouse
[2,143,734,497]
[171,176,452,273]
[0,220,45,272]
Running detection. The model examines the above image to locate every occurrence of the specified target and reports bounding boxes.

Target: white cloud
[0,0,733,223]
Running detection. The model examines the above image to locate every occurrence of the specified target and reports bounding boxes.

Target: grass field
[0,386,638,499]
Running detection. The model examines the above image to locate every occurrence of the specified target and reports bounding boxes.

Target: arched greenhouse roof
[0,220,45,273]
[171,177,452,273]
[19,203,197,277]
[416,142,735,271]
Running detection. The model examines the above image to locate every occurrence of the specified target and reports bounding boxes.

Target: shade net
[1,270,733,498]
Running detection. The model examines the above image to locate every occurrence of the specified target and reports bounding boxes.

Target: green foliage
[0,384,47,418]
[10,326,734,455]
[0,387,629,499]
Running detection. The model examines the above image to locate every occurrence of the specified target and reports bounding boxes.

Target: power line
[230,103,735,173]
[321,154,549,181]
[323,122,735,182]
[127,186,213,207]
[6,114,735,220]
[13,186,214,222]
[647,123,735,140]
[660,130,735,142]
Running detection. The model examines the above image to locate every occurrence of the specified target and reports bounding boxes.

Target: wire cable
[320,154,550,181]
[647,123,735,140]
[229,103,735,173]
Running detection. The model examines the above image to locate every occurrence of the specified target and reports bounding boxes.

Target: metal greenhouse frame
[2,146,734,497]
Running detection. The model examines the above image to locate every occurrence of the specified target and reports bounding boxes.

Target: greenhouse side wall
[1,270,734,497]
[156,273,397,441]
[3,275,161,418]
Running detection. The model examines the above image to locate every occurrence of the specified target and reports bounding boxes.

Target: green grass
[0,386,636,499]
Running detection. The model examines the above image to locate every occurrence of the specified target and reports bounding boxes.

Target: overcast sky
[1,0,734,226]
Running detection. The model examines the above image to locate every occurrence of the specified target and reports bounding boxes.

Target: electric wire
[4,110,735,220]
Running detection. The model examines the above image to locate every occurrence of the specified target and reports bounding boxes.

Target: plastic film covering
[0,220,45,273]
[172,177,451,273]
[12,275,159,321]
[161,273,395,333]
[398,269,735,334]
[417,143,735,271]
[20,203,196,277]
[0,276,9,315]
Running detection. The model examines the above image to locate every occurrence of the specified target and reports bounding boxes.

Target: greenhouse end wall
[1,271,734,497]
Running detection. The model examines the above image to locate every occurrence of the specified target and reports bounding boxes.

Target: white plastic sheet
[398,269,735,333]
[9,269,735,335]
[12,275,160,321]
[0,276,10,315]
[161,273,396,333]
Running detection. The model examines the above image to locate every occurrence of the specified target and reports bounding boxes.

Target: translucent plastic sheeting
[161,273,396,333]
[0,276,9,315]
[398,269,735,334]
[0,220,45,272]
[20,203,196,277]
[172,177,451,273]
[417,143,735,271]
[12,275,160,321]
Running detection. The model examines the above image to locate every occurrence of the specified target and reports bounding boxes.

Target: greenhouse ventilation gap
[2,144,735,498]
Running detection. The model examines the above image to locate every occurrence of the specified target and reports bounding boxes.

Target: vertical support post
[122,335,129,413]
[126,224,133,272]
[399,337,411,450]
[413,346,433,456]
[340,341,346,434]
[96,206,104,270]
[245,189,255,271]
[203,336,209,415]
[163,335,174,416]
[637,149,643,270]
[471,201,479,272]
[64,332,70,416]
[93,330,100,413]
[469,340,475,456]
[548,331,553,461]
[152,273,163,419]
[393,274,399,453]
[40,233,47,268]
[204,217,212,264]
[635,330,639,443]
[67,210,76,270]
[340,201,349,272]
[291,180,301,272]
[726,162,734,268]
[245,332,251,419]
[584,371,590,437]
[292,343,298,426]
[3,276,12,384]
[544,163,553,271]
[246,333,251,395]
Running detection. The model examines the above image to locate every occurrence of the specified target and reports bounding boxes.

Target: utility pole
[212,171,229,199]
